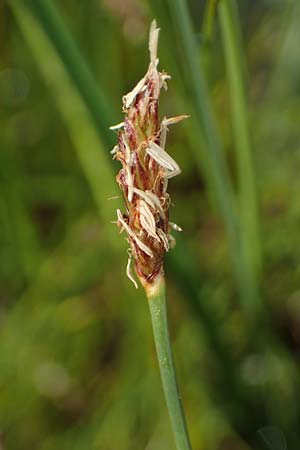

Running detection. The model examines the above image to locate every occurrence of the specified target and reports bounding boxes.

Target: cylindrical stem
[218,0,261,312]
[146,276,192,450]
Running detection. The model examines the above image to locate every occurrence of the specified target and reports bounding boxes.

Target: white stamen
[144,190,165,216]
[160,115,189,149]
[157,229,169,251]
[117,210,153,258]
[133,188,165,218]
[126,253,138,289]
[164,168,181,179]
[135,237,153,257]
[126,168,134,202]
[121,142,134,204]
[109,122,124,130]
[108,195,120,201]
[110,145,118,154]
[159,73,171,90]
[146,141,181,177]
[163,177,168,193]
[163,115,189,126]
[121,137,134,201]
[132,188,156,210]
[139,200,159,240]
[169,222,183,232]
[149,20,160,63]
[123,76,146,109]
[160,121,167,149]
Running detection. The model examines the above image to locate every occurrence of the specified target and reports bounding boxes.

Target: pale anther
[126,253,138,289]
[109,122,124,130]
[169,222,183,232]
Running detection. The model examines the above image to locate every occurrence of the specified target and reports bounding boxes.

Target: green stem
[166,0,256,311]
[218,0,261,303]
[202,0,220,42]
[146,276,192,450]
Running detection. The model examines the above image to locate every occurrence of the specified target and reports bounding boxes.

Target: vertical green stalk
[166,0,258,310]
[202,0,220,42]
[147,276,192,450]
[167,0,236,232]
[218,0,261,299]
[10,0,121,248]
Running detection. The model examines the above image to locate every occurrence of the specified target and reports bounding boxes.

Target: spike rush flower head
[110,21,188,292]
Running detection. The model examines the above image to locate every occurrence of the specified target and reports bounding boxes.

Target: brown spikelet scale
[110,20,188,289]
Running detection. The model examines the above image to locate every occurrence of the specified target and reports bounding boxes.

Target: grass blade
[218,0,262,298]
[10,0,121,248]
[165,0,259,311]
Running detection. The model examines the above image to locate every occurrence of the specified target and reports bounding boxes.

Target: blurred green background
[1,0,300,449]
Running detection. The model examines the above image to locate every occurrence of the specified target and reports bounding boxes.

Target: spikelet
[110,20,188,288]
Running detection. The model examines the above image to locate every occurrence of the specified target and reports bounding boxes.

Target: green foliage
[1,0,300,449]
